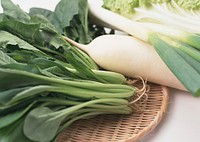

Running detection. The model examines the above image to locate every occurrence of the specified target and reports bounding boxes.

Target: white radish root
[64,34,186,91]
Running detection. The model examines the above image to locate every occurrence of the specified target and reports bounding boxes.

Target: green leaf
[1,63,42,75]
[180,44,200,62]
[0,103,34,129]
[61,0,92,43]
[149,33,200,96]
[8,49,49,63]
[30,14,57,31]
[42,0,105,44]
[24,107,65,142]
[0,50,17,65]
[28,58,79,78]
[0,30,37,51]
[0,68,45,91]
[29,7,62,32]
[0,20,68,60]
[1,62,65,79]
[0,87,30,105]
[53,0,80,31]
[176,48,200,74]
[181,34,200,50]
[0,20,42,45]
[4,85,56,105]
[0,13,5,22]
[1,0,30,22]
[66,51,107,83]
[0,118,34,142]
[0,67,86,91]
[29,8,53,19]
[0,99,33,116]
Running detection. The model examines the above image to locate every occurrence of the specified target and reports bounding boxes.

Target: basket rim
[126,85,169,142]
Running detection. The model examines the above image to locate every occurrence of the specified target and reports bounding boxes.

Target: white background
[0,0,200,142]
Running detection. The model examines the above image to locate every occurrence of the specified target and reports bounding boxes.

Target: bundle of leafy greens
[102,0,200,96]
[0,0,138,141]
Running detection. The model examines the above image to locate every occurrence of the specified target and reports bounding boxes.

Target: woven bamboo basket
[57,82,169,142]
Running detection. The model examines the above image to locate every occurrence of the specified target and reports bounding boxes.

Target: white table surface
[141,88,200,142]
[1,1,200,142]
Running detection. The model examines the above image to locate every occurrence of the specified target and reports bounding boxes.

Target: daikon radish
[87,0,200,96]
[64,35,186,91]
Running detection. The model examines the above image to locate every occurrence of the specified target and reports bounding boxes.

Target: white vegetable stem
[64,35,186,91]
[88,0,149,42]
[134,4,200,33]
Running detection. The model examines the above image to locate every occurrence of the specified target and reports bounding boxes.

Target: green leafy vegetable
[0,0,139,141]
[24,98,130,142]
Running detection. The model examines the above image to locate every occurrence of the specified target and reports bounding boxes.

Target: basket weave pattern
[57,83,168,142]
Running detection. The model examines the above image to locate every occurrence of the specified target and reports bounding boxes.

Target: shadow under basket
[57,83,169,142]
